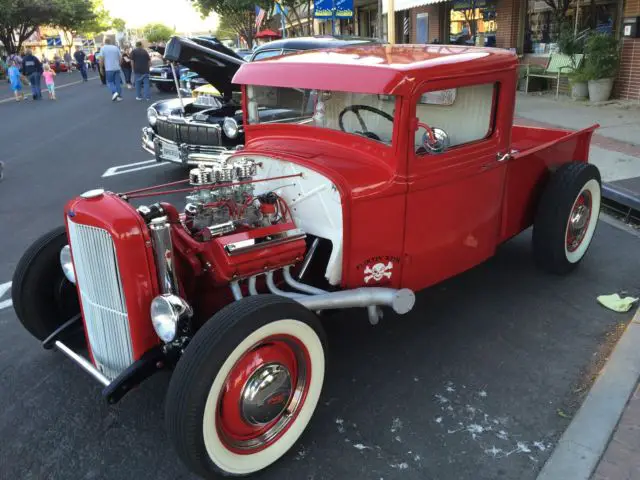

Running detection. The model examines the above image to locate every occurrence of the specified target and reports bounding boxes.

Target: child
[8,61,24,101]
[42,64,56,100]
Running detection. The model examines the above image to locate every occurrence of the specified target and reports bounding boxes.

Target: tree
[111,17,126,32]
[0,0,57,53]
[192,0,271,48]
[55,0,105,50]
[143,23,175,44]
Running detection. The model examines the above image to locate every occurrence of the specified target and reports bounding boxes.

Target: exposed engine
[183,160,289,241]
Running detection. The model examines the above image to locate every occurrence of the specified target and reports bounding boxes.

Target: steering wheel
[338,105,394,142]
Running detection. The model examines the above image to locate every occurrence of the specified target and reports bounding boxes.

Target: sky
[103,0,219,33]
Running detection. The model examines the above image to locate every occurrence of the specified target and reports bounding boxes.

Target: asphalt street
[1,72,640,480]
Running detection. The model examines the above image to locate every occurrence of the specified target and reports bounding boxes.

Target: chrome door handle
[497,152,511,162]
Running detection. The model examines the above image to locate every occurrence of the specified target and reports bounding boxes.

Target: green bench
[523,53,584,99]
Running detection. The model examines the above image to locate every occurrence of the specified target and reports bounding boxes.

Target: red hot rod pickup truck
[13,45,601,478]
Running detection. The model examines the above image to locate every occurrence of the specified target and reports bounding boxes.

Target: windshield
[246,86,396,145]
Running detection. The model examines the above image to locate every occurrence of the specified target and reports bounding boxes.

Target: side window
[415,83,497,155]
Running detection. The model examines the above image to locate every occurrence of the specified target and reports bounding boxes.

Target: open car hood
[164,36,245,99]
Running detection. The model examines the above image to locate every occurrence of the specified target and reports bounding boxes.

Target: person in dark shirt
[74,46,88,81]
[130,41,151,101]
[121,48,133,89]
[21,49,43,100]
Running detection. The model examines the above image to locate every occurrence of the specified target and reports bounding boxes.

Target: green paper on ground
[597,294,639,313]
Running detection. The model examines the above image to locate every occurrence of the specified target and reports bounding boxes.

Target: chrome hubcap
[241,363,293,426]
[567,191,592,252]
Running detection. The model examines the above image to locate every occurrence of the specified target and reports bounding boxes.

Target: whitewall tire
[533,162,601,274]
[165,295,326,478]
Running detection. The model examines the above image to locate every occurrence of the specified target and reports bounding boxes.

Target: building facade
[374,0,637,101]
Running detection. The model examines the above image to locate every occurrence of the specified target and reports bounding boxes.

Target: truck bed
[499,123,599,242]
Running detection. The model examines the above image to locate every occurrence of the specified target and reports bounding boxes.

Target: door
[401,78,509,291]
[416,13,429,44]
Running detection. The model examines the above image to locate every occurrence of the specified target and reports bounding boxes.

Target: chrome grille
[67,220,133,380]
[156,118,222,146]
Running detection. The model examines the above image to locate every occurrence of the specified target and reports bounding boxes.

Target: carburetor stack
[184,159,283,240]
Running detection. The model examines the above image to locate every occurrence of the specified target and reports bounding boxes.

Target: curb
[602,183,640,219]
[537,306,640,480]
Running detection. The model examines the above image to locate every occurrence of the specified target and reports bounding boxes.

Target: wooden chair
[524,53,584,99]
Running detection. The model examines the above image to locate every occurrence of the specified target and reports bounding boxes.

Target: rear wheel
[533,162,601,274]
[12,226,81,341]
[165,295,326,478]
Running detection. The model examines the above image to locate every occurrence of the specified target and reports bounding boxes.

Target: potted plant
[583,33,619,103]
[568,66,588,99]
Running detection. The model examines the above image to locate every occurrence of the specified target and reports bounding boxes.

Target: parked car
[149,36,230,92]
[234,48,254,60]
[13,43,602,479]
[143,35,382,166]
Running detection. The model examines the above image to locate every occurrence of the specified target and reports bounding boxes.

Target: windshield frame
[243,84,400,148]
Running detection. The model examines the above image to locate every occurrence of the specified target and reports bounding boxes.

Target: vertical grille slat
[67,220,134,380]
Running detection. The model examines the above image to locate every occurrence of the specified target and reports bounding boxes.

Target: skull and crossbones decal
[364,262,393,284]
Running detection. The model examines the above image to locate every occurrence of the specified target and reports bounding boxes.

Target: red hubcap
[566,190,592,252]
[216,335,311,454]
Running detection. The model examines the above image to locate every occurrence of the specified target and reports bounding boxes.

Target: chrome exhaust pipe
[266,271,305,298]
[283,266,326,295]
[295,287,415,316]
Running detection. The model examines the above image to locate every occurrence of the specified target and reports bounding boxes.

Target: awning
[382,0,448,14]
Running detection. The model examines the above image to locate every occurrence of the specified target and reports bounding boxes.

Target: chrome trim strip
[225,229,306,256]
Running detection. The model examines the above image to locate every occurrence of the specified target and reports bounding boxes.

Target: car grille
[156,118,222,146]
[67,220,134,380]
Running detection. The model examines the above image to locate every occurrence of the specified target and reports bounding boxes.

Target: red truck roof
[233,44,519,96]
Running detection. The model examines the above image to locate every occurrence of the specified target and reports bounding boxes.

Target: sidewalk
[515,93,640,214]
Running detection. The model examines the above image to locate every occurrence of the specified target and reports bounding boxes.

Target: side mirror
[421,126,450,154]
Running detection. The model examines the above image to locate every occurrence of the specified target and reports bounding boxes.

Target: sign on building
[314,0,353,19]
[46,36,62,47]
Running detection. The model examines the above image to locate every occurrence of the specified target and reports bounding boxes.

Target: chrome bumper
[142,127,237,166]
[150,77,174,83]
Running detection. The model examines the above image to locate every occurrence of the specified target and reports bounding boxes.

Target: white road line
[102,158,170,177]
[0,281,12,311]
[0,76,97,104]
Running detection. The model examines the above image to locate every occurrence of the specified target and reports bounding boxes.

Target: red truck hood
[240,127,406,202]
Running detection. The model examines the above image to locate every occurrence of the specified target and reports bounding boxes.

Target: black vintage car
[142,35,381,166]
[149,36,224,93]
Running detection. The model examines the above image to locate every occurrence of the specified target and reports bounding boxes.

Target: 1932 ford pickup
[12,45,601,478]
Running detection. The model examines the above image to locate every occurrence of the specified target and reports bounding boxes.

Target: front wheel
[165,295,327,478]
[533,162,601,274]
[12,226,81,341]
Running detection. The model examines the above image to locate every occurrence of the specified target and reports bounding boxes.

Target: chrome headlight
[223,117,239,139]
[147,107,158,126]
[59,245,75,284]
[150,294,192,343]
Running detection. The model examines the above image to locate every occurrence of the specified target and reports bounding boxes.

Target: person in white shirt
[100,38,123,101]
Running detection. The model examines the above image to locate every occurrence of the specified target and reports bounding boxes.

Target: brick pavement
[592,383,640,480]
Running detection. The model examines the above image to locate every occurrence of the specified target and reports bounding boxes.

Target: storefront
[449,0,497,47]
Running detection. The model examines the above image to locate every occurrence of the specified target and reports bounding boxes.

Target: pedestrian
[21,49,43,100]
[88,52,95,71]
[130,41,151,101]
[8,61,24,101]
[95,48,106,85]
[121,48,133,89]
[100,38,123,101]
[63,50,72,73]
[73,46,88,81]
[54,53,61,73]
[42,64,57,100]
